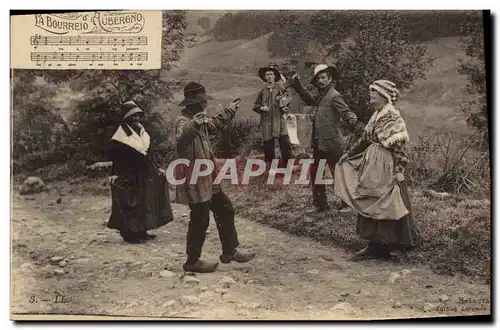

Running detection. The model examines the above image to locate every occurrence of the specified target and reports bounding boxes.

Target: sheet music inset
[11,11,162,70]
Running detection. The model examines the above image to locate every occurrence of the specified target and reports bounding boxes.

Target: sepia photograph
[9,9,491,321]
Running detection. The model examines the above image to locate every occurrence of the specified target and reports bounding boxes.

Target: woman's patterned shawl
[364,103,409,148]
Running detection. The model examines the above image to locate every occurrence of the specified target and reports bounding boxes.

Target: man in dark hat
[291,64,358,213]
[253,65,293,164]
[174,82,255,273]
[107,101,174,244]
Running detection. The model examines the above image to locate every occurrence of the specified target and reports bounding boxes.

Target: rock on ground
[20,177,45,195]
[160,270,176,278]
[424,303,437,312]
[180,295,200,305]
[331,302,355,314]
[219,276,236,288]
[54,268,65,276]
[162,300,176,308]
[389,272,402,284]
[183,275,200,284]
[58,259,69,267]
[50,256,64,263]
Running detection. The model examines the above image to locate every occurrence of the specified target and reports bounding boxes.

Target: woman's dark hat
[179,81,214,106]
[258,66,282,82]
[121,100,144,120]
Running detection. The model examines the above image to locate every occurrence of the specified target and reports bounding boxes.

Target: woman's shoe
[123,236,145,244]
[141,232,157,241]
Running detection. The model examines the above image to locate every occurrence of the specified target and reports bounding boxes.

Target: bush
[12,144,76,174]
[212,118,263,158]
[405,129,490,197]
[458,12,488,146]
[11,71,69,160]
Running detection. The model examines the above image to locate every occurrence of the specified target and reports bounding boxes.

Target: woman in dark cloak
[107,100,174,244]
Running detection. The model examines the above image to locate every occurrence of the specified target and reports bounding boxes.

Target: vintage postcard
[10,9,491,321]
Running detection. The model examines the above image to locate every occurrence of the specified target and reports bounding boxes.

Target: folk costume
[334,80,419,260]
[107,101,173,244]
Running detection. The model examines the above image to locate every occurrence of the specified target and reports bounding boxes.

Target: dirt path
[10,185,490,320]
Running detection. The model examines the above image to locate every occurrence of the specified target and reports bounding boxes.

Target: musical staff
[30,52,148,62]
[30,35,148,48]
[12,11,161,70]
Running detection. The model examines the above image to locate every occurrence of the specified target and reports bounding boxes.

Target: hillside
[163,31,472,139]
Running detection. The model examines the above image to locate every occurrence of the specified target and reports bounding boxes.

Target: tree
[332,11,434,123]
[268,11,433,124]
[458,12,488,145]
[11,70,69,159]
[267,11,311,59]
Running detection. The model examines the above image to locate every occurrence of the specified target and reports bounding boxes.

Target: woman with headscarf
[107,101,174,244]
[335,80,419,261]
